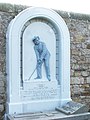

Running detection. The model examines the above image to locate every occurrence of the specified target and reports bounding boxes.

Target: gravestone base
[20,80,60,113]
[6,111,90,120]
[6,101,90,120]
[6,80,61,114]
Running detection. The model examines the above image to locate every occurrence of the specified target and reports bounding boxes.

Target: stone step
[7,111,90,120]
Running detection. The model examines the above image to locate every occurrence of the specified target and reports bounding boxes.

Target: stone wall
[62,13,90,108]
[0,3,90,119]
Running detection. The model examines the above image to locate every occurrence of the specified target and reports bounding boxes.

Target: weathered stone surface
[56,101,89,115]
[0,81,4,87]
[0,104,4,112]
[86,77,90,83]
[71,77,84,84]
[81,71,89,77]
[87,44,90,49]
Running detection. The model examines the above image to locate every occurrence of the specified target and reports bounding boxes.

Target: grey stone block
[56,101,89,115]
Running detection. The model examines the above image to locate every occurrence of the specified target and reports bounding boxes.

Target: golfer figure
[32,36,51,81]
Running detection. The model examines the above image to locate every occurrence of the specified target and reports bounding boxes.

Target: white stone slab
[6,7,71,115]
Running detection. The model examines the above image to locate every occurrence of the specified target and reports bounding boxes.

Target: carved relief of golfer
[32,36,51,81]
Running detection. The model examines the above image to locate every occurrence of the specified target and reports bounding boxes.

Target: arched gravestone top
[6,7,71,114]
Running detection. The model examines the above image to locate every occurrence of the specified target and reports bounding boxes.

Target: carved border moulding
[6,7,71,115]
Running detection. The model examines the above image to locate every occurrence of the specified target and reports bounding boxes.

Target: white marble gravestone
[6,7,71,115]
